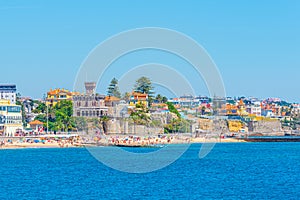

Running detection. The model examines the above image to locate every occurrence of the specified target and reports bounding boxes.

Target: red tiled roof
[105,96,121,101]
[29,120,44,125]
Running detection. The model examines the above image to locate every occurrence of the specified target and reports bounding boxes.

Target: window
[0,106,6,111]
[7,106,21,113]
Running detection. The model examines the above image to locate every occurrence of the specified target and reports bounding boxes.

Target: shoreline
[0,143,84,150]
[2,136,300,150]
[0,138,245,150]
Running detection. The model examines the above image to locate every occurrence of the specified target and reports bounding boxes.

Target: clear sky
[0,1,299,102]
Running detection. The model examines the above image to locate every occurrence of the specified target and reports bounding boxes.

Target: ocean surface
[1,143,300,199]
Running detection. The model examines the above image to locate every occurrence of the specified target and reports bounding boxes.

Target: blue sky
[0,1,299,102]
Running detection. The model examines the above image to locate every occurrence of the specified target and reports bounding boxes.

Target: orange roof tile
[105,96,121,101]
[47,88,76,96]
[132,92,148,97]
[29,120,44,125]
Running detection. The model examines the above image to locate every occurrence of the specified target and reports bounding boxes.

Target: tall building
[0,84,17,104]
[73,82,108,118]
[0,99,23,136]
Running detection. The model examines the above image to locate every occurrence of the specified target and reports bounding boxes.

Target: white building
[0,84,17,104]
[292,104,300,116]
[0,100,23,136]
[262,109,274,118]
[247,101,262,116]
[168,95,202,108]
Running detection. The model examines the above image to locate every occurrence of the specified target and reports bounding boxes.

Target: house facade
[0,99,23,136]
[46,88,79,107]
[247,101,262,116]
[129,92,148,107]
[0,84,16,104]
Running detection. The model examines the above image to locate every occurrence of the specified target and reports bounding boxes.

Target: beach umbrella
[34,139,40,143]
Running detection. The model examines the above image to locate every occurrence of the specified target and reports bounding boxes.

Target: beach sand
[0,136,245,150]
[0,142,83,149]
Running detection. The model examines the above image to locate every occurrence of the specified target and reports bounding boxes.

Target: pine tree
[134,76,155,107]
[134,77,154,95]
[107,78,121,98]
[122,92,131,102]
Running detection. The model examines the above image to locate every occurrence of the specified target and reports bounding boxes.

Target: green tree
[35,114,46,123]
[32,102,47,114]
[164,118,191,133]
[155,94,162,103]
[34,100,76,132]
[166,102,181,118]
[16,94,27,127]
[155,94,168,103]
[53,100,75,132]
[134,76,155,106]
[107,78,121,98]
[134,77,154,95]
[162,96,168,103]
[74,117,88,132]
[122,92,131,102]
[130,103,150,125]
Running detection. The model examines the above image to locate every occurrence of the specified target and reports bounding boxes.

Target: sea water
[0,143,300,199]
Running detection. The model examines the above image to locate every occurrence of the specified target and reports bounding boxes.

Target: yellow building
[228,120,244,132]
[0,99,23,136]
[129,92,149,107]
[46,88,79,107]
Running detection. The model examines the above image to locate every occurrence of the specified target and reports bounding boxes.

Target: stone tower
[85,82,96,95]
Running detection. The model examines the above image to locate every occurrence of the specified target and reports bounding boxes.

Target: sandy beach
[93,135,246,147]
[0,135,246,150]
[0,141,83,149]
[0,135,84,150]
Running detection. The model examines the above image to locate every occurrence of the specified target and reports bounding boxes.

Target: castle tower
[85,82,96,95]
